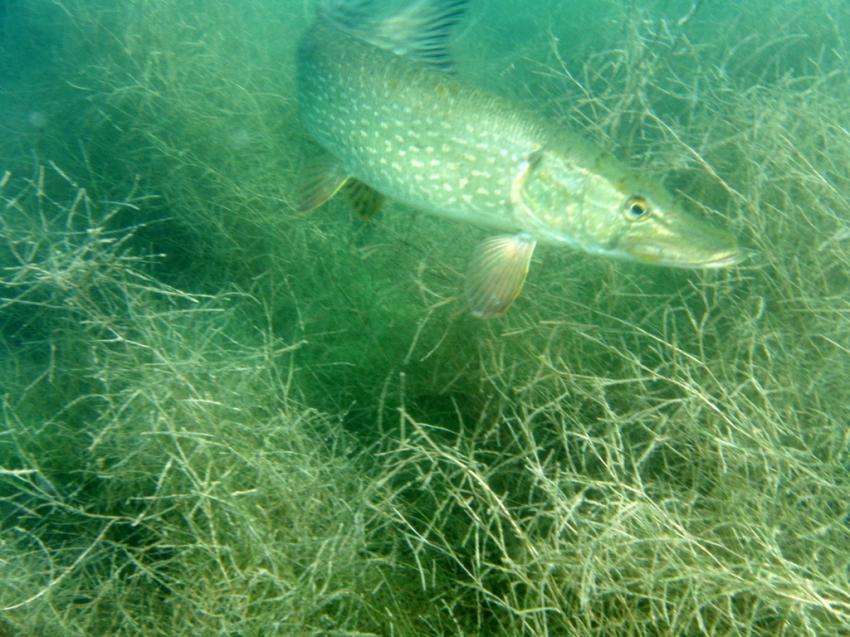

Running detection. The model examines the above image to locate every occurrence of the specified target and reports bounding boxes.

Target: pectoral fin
[465,233,537,319]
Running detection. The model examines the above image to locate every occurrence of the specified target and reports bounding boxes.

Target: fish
[296,0,740,318]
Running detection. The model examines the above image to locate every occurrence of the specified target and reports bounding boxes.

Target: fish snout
[621,212,742,269]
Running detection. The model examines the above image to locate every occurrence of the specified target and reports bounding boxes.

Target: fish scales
[295,1,740,318]
[299,21,562,230]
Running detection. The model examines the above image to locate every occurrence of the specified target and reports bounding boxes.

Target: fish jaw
[513,148,741,269]
[611,204,742,269]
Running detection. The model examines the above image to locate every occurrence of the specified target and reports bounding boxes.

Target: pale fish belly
[297,23,547,231]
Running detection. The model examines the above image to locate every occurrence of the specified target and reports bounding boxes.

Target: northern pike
[296,0,740,318]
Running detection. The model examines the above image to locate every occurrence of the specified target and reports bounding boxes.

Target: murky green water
[1,1,848,635]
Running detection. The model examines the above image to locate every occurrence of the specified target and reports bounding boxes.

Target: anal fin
[465,233,536,319]
[298,152,350,214]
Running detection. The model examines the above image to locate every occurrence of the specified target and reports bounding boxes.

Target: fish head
[600,180,742,268]
[517,149,741,268]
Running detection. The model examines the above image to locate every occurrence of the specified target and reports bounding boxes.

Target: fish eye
[623,196,651,222]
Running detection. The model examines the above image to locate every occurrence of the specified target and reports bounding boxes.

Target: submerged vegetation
[1,0,848,635]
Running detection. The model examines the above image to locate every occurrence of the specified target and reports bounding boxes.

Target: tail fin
[320,0,471,71]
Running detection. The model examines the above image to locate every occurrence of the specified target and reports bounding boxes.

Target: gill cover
[512,146,741,268]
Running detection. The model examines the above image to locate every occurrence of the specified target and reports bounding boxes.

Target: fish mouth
[695,249,745,268]
[666,247,744,269]
[627,241,743,269]
[621,215,744,270]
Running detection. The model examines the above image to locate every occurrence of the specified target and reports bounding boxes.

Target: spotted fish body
[296,1,740,318]
[298,19,546,231]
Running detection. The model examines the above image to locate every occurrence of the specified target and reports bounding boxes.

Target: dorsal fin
[319,0,377,30]
[322,0,471,71]
[375,0,470,70]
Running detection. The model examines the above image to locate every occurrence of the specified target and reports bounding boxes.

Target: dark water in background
[0,1,848,635]
[1,0,847,164]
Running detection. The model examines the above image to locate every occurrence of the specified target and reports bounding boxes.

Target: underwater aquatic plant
[0,0,847,635]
